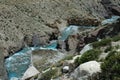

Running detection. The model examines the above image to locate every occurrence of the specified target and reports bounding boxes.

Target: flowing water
[101,16,120,25]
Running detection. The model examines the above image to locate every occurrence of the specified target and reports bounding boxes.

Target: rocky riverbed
[0,0,120,80]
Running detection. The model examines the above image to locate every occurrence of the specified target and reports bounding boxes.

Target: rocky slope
[0,0,120,80]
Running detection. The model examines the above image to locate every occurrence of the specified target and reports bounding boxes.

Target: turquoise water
[5,45,58,80]
[5,42,58,80]
[5,48,31,79]
[102,16,120,25]
[44,41,57,49]
[59,25,78,41]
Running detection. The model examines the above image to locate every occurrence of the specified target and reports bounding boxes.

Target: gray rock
[62,66,69,73]
[67,35,79,53]
[57,40,66,51]
[70,61,101,80]
[80,44,93,55]
[0,47,8,80]
[32,49,65,72]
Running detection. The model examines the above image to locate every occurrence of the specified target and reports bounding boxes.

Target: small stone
[62,66,69,73]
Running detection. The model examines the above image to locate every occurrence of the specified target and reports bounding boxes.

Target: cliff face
[0,0,120,79]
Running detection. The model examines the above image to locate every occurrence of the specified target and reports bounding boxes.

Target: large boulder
[67,35,79,53]
[71,61,101,80]
[22,66,40,80]
[32,49,66,72]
